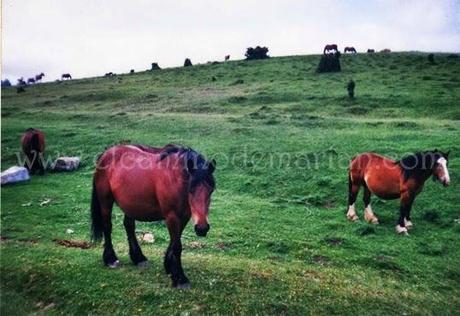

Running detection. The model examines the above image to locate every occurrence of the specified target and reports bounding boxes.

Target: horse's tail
[90,179,104,242]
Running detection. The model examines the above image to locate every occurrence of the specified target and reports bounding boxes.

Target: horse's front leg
[396,191,414,235]
[165,214,189,288]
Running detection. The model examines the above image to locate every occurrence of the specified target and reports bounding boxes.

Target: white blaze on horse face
[437,157,450,185]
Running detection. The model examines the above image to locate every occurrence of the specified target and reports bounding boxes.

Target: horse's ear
[208,159,216,173]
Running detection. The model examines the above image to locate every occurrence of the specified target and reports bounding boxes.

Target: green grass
[1,52,460,315]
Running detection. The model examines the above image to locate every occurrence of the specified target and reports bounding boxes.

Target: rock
[66,229,74,234]
[50,157,80,172]
[1,166,30,185]
[142,233,154,243]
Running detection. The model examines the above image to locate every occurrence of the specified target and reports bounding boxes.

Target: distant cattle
[323,44,338,54]
[225,55,230,61]
[380,49,391,53]
[35,73,45,82]
[61,73,72,80]
[105,72,115,77]
[344,47,357,53]
[27,78,36,84]
[367,49,375,53]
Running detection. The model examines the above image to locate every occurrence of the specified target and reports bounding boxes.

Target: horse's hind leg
[101,200,119,267]
[347,173,360,221]
[363,185,379,224]
[123,216,148,267]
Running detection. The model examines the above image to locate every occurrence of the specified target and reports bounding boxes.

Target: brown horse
[347,151,450,235]
[90,144,216,288]
[344,46,357,53]
[323,44,338,54]
[21,128,46,175]
[35,73,45,82]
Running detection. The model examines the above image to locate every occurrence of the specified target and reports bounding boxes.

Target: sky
[2,0,460,82]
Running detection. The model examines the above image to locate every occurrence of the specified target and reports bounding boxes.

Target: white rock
[1,166,30,185]
[142,233,155,243]
[66,229,74,234]
[50,157,80,172]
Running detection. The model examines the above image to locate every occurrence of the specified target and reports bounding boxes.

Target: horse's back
[21,129,45,153]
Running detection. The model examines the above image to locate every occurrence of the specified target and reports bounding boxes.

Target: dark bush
[151,63,161,70]
[427,54,435,64]
[245,46,269,60]
[184,58,192,67]
[1,79,11,87]
[316,53,341,73]
[347,79,355,98]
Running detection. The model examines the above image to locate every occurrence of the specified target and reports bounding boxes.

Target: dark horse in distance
[344,46,357,53]
[347,150,450,235]
[21,128,46,175]
[61,73,72,80]
[323,44,338,54]
[91,144,216,288]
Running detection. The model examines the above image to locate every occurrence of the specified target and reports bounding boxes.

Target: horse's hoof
[137,261,149,268]
[107,260,120,268]
[395,225,409,235]
[176,283,191,290]
[405,220,413,229]
[347,214,359,222]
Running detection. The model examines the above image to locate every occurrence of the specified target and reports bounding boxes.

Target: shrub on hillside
[1,79,11,87]
[245,46,269,60]
[347,79,355,98]
[316,53,341,73]
[151,63,161,70]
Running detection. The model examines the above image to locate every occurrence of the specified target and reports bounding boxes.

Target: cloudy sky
[2,0,460,82]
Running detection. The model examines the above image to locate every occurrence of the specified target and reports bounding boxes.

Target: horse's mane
[397,150,445,180]
[159,144,215,190]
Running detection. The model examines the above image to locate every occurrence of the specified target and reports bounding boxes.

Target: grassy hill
[1,52,460,315]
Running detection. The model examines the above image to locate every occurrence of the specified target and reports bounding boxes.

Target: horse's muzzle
[194,224,210,237]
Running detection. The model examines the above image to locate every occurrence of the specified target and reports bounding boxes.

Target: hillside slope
[1,53,460,315]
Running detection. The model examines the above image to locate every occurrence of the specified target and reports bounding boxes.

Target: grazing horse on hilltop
[35,73,45,82]
[21,128,46,175]
[344,47,357,53]
[323,44,338,54]
[61,73,72,80]
[27,78,36,84]
[367,49,375,53]
[380,48,391,53]
[91,144,216,288]
[347,151,450,235]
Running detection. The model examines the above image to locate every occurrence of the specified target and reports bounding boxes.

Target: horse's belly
[365,168,400,200]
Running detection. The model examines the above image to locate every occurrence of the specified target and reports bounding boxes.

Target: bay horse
[35,73,45,82]
[61,73,72,80]
[21,128,46,175]
[323,44,338,54]
[344,47,357,53]
[367,49,375,53]
[346,150,450,235]
[27,78,36,84]
[90,144,216,288]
